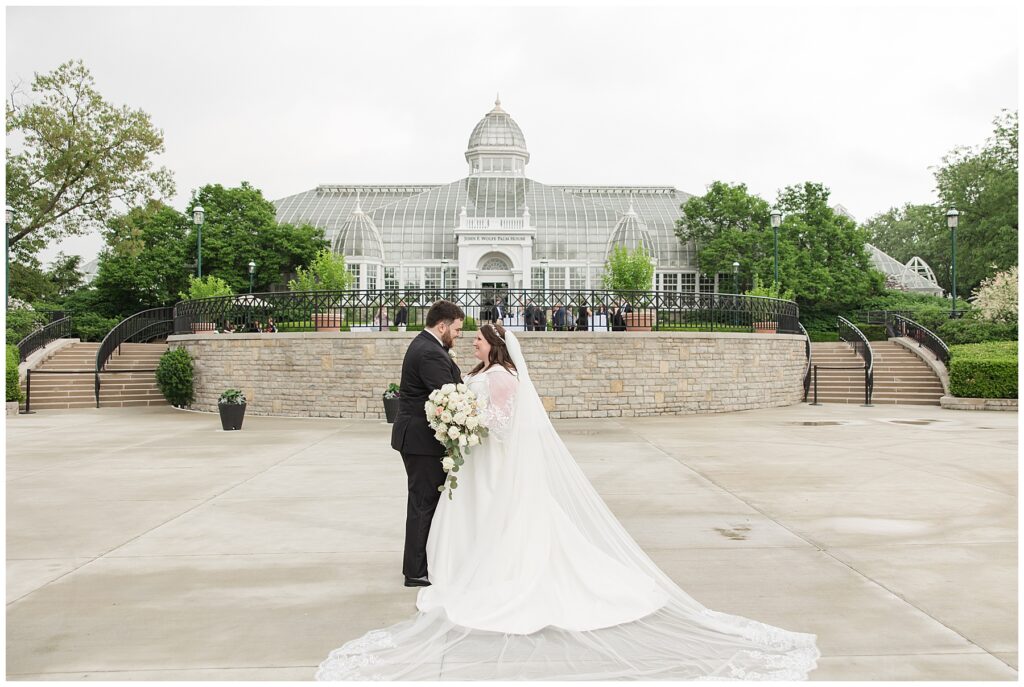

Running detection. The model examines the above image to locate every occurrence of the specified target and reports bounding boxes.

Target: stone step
[813,388,943,398]
[30,387,161,399]
[809,397,941,406]
[20,400,98,410]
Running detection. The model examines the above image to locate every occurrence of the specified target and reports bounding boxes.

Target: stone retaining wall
[168,331,807,419]
[940,395,1018,411]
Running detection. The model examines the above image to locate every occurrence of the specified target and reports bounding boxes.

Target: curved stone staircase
[22,342,169,410]
[808,340,945,405]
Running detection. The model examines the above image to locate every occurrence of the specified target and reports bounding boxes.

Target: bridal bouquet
[425,383,489,499]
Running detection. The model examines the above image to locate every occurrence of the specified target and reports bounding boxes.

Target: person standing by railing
[373,306,389,331]
[395,300,408,331]
[575,304,590,332]
[552,303,567,331]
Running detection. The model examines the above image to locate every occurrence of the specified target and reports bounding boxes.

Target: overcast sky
[6,2,1019,268]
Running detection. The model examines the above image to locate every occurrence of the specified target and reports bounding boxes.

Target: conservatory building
[273,98,711,294]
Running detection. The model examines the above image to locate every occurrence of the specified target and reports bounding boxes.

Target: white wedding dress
[316,333,820,680]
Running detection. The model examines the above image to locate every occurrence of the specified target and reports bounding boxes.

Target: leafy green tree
[775,182,884,311]
[179,275,235,300]
[9,260,58,303]
[935,109,1018,297]
[5,60,174,260]
[601,245,655,293]
[185,182,327,292]
[88,201,191,318]
[45,253,85,299]
[676,181,773,288]
[677,180,884,328]
[288,249,352,291]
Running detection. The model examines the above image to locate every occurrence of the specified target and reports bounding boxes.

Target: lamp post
[5,206,13,307]
[540,258,549,291]
[769,209,782,289]
[248,261,256,294]
[732,261,740,294]
[441,258,449,292]
[946,209,959,314]
[193,205,205,278]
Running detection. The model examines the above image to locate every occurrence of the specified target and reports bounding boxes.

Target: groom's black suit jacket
[391,330,463,457]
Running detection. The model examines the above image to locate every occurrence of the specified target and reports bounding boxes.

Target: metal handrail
[17,316,73,362]
[837,316,873,406]
[798,322,812,401]
[891,314,950,365]
[854,309,913,325]
[171,288,802,335]
[95,307,174,407]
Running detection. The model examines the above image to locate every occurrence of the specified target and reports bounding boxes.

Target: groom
[391,300,465,587]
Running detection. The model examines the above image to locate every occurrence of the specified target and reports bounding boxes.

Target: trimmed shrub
[72,313,121,342]
[806,330,838,343]
[5,308,49,344]
[936,318,1018,346]
[6,344,22,403]
[155,347,195,407]
[852,323,888,341]
[948,341,1018,399]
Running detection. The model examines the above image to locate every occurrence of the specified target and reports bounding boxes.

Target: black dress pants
[400,451,447,579]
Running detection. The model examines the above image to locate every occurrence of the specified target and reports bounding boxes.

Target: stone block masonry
[168,331,807,420]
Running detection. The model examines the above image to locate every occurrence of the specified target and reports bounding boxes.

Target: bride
[317,323,820,680]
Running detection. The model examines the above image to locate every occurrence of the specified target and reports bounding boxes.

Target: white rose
[449,392,462,404]
[447,426,461,439]
[424,401,436,417]
[468,434,480,447]
[435,429,447,441]
[458,435,468,447]
[441,384,456,394]
[429,390,441,402]
[456,383,467,393]
[441,456,455,471]
[465,416,479,430]
[453,412,467,426]
[440,411,453,424]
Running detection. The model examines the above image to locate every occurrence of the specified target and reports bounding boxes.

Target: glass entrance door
[479,282,509,322]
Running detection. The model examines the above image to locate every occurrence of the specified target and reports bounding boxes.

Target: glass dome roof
[606,200,655,257]
[465,96,529,162]
[331,203,385,260]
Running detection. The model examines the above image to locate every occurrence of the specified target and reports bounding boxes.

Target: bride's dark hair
[469,323,518,376]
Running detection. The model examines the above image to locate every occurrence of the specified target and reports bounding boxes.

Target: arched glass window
[482,257,510,271]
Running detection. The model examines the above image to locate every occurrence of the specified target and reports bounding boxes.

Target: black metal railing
[95,307,174,407]
[891,314,950,365]
[855,308,970,326]
[838,316,874,405]
[171,288,801,335]
[798,322,812,401]
[16,316,73,362]
[854,309,913,325]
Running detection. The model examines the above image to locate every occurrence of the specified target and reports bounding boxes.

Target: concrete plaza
[6,402,1018,680]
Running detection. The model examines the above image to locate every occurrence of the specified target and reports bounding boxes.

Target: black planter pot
[383,396,400,423]
[219,402,246,430]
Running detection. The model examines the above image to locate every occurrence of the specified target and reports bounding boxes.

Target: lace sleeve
[480,367,519,440]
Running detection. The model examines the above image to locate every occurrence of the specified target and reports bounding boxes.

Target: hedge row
[948,341,1018,399]
[6,344,22,403]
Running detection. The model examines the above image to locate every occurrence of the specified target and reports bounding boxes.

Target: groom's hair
[426,300,465,327]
